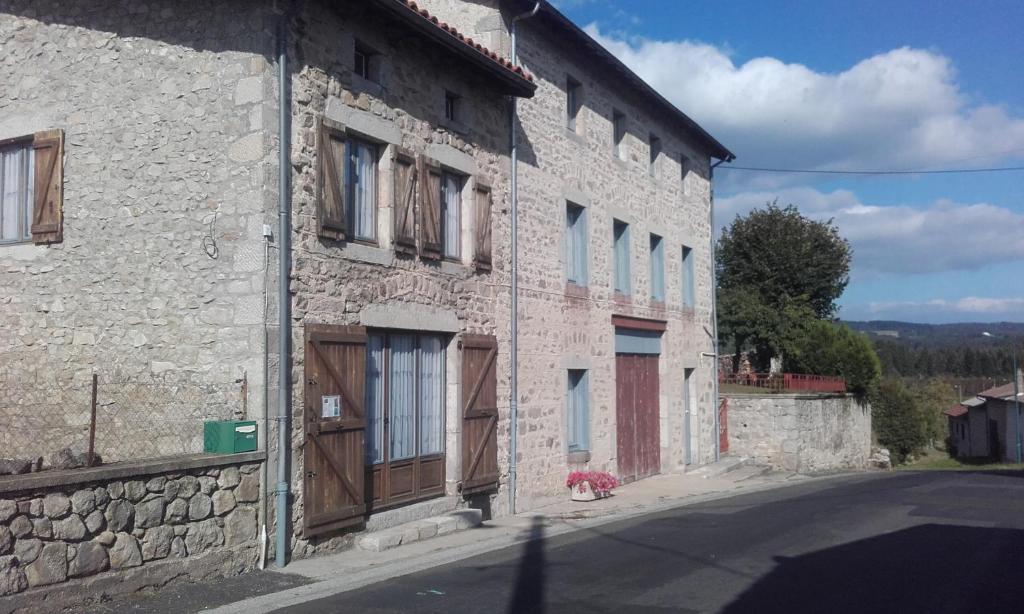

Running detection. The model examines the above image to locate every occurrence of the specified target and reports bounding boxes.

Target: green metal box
[204,420,257,454]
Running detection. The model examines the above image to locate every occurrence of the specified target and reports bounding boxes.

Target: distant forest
[844,320,1023,379]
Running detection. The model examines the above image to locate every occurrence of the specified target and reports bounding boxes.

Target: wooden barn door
[616,354,661,483]
[303,325,367,537]
[461,334,499,494]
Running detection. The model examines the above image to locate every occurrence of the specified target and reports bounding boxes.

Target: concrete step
[726,464,772,482]
[356,509,482,553]
[689,457,748,479]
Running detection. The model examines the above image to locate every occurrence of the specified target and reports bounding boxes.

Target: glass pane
[1,149,23,241]
[442,173,460,258]
[567,371,578,451]
[389,335,416,461]
[418,336,445,456]
[365,335,385,464]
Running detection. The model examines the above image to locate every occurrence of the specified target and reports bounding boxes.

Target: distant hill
[843,321,1024,348]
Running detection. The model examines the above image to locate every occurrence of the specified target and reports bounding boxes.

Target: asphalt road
[277,470,1024,614]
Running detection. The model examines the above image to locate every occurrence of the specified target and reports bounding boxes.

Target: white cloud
[868,297,1024,316]
[584,26,1024,184]
[717,188,1024,277]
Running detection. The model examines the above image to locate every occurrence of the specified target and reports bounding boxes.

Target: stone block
[124,481,147,503]
[415,521,438,540]
[175,476,200,499]
[53,514,87,541]
[32,517,52,539]
[70,489,96,516]
[146,477,167,493]
[136,497,166,529]
[217,466,241,489]
[69,541,109,577]
[96,531,116,546]
[10,516,32,538]
[141,526,174,561]
[93,488,110,509]
[84,509,105,534]
[109,532,142,570]
[107,482,125,500]
[198,476,217,495]
[356,531,401,552]
[431,516,458,536]
[224,507,256,546]
[25,542,67,587]
[188,493,213,521]
[235,472,259,503]
[0,555,27,596]
[184,519,224,554]
[212,490,237,516]
[450,509,482,530]
[0,527,11,555]
[400,525,421,545]
[165,498,188,524]
[13,538,41,565]
[105,499,135,533]
[0,500,17,523]
[42,494,71,519]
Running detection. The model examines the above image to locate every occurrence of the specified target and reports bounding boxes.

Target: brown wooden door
[461,334,499,494]
[718,397,730,455]
[616,354,661,483]
[303,325,367,538]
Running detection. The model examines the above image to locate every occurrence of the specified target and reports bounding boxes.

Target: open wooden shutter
[303,324,367,537]
[31,129,63,244]
[418,156,442,259]
[473,181,492,271]
[461,334,499,494]
[392,147,417,254]
[317,121,347,241]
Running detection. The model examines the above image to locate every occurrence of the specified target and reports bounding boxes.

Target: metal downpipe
[275,15,292,569]
[508,2,540,517]
[709,158,726,463]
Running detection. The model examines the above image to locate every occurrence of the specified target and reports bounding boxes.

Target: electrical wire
[719,165,1024,175]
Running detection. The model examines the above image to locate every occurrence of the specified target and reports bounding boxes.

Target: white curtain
[1,146,31,242]
[349,140,376,241]
[389,335,416,461]
[442,173,460,258]
[365,335,385,464]
[418,336,444,455]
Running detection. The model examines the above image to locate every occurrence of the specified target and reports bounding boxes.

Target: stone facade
[726,394,872,473]
[0,0,277,461]
[0,455,262,612]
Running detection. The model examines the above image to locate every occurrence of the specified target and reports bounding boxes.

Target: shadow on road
[507,516,546,614]
[723,523,1024,614]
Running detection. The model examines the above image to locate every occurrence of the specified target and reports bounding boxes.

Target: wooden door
[461,334,499,494]
[719,397,730,455]
[303,325,367,537]
[616,354,661,483]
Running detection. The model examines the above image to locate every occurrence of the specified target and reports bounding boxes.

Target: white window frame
[0,139,34,245]
[567,369,590,452]
[613,219,631,296]
[682,244,695,308]
[565,202,588,286]
[344,137,378,243]
[650,233,665,303]
[440,171,462,260]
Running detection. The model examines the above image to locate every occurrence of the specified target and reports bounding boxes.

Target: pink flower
[566,470,619,493]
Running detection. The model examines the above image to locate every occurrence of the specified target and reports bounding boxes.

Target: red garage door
[616,353,661,483]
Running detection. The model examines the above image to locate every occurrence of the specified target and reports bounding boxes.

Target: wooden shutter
[418,156,442,259]
[303,324,367,537]
[31,129,64,244]
[461,334,499,494]
[317,121,347,241]
[392,147,417,254]
[473,181,492,271]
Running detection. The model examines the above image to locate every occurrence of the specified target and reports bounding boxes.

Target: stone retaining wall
[726,394,871,473]
[0,453,263,613]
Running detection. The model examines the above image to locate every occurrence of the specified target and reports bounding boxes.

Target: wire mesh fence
[1,372,248,470]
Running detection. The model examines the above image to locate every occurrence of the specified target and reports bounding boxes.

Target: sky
[554,0,1024,324]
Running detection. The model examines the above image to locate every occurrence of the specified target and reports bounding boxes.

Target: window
[681,154,691,195]
[444,91,460,123]
[612,109,626,159]
[354,43,370,80]
[650,233,665,302]
[613,219,630,296]
[345,138,377,241]
[567,370,590,452]
[566,76,582,132]
[441,172,462,259]
[683,367,694,465]
[565,202,587,286]
[0,141,33,243]
[681,245,695,308]
[649,134,661,177]
[365,333,446,464]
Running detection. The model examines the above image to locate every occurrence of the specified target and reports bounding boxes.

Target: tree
[871,377,929,464]
[717,201,851,319]
[716,202,852,368]
[784,321,881,396]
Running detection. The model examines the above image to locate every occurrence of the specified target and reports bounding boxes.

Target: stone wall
[726,394,872,473]
[0,0,277,460]
[0,453,262,613]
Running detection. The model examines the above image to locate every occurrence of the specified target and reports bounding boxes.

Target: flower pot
[570,480,610,502]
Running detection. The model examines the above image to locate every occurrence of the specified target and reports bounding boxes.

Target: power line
[719,165,1024,175]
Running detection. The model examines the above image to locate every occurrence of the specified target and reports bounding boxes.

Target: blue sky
[555,0,1024,324]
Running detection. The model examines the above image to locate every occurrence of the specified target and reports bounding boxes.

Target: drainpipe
[508,1,540,517]
[275,14,292,569]
[709,158,726,462]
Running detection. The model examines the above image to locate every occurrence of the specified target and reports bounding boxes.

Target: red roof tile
[979,382,1017,400]
[944,404,968,418]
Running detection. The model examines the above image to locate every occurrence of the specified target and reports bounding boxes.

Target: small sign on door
[321,395,341,419]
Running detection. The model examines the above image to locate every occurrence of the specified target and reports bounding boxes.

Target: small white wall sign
[321,394,341,418]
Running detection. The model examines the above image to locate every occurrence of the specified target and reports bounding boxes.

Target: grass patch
[897,447,1024,471]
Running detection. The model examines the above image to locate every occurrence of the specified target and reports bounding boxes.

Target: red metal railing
[718,372,846,393]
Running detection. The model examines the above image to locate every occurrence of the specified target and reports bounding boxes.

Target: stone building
[1,0,732,587]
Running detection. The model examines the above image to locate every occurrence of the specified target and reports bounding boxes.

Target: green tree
[871,377,929,464]
[784,321,881,396]
[908,378,957,446]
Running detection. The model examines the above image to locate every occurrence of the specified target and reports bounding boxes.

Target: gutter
[508,1,540,518]
[709,158,727,462]
[275,13,292,569]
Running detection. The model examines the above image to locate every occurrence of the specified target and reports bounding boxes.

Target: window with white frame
[441,171,462,259]
[613,219,630,296]
[0,141,34,244]
[567,369,590,452]
[650,233,665,303]
[612,109,626,159]
[565,202,587,286]
[345,137,377,242]
[681,244,695,308]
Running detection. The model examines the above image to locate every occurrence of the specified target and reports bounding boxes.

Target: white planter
[570,480,610,502]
